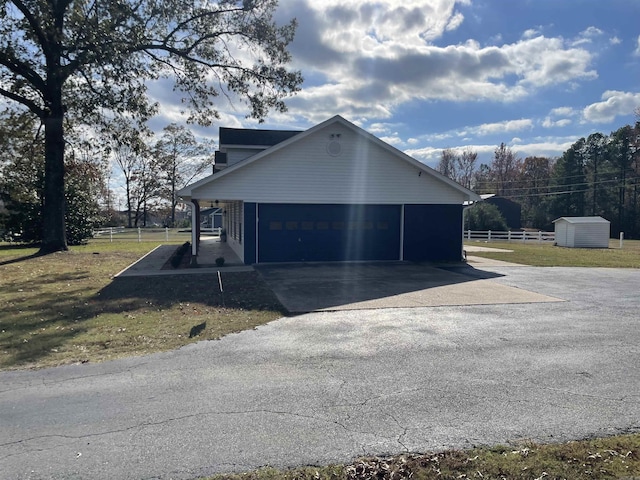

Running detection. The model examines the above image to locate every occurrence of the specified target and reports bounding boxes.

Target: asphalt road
[1,266,639,480]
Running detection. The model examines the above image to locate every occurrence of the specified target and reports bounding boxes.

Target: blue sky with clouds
[152,0,640,169]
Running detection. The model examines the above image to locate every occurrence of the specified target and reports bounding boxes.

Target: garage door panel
[258,204,400,262]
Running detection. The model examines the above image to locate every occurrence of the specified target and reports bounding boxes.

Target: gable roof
[179,115,480,202]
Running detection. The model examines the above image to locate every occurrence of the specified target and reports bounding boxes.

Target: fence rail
[92,227,193,243]
[465,230,555,243]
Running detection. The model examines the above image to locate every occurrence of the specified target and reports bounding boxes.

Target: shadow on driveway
[255,262,562,313]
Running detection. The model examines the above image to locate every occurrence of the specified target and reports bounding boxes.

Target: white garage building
[553,216,610,248]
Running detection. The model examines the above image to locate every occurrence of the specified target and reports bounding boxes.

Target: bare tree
[457,148,477,189]
[154,124,213,227]
[437,147,478,189]
[491,143,521,196]
[437,148,459,180]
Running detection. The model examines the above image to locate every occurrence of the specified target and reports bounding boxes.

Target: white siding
[573,223,609,248]
[554,217,609,248]
[193,125,466,204]
[555,222,568,247]
[226,148,263,166]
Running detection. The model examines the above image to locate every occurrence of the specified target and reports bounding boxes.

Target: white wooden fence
[465,230,555,243]
[92,227,189,242]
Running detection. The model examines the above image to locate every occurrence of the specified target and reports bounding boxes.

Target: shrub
[465,203,508,231]
[170,241,191,268]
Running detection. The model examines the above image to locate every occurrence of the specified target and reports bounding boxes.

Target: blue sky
[151,0,640,169]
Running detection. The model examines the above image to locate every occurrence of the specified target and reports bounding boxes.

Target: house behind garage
[178,115,480,264]
[553,216,610,248]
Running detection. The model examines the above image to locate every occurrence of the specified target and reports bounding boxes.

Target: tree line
[438,119,640,238]
[0,111,214,244]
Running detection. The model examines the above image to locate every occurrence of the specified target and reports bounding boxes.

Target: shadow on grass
[0,252,43,266]
[0,270,284,369]
[101,273,278,307]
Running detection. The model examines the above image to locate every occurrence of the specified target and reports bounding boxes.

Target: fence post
[620,232,624,249]
[165,227,169,241]
[138,227,141,243]
[109,227,113,243]
[522,231,526,243]
[507,231,511,242]
[538,231,542,244]
[488,230,491,242]
[467,229,471,240]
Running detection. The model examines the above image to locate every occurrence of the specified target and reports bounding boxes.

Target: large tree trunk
[39,101,68,254]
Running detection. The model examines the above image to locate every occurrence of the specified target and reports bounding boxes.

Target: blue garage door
[258,204,401,262]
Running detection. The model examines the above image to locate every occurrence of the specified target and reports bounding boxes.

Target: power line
[475,175,640,194]
[499,181,640,199]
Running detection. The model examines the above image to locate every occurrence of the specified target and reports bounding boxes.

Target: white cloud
[459,119,533,137]
[610,36,621,45]
[522,28,541,40]
[549,107,576,117]
[510,139,575,158]
[542,117,572,128]
[445,11,465,31]
[276,1,598,122]
[406,137,575,166]
[582,26,604,37]
[406,143,496,166]
[634,35,640,56]
[380,135,405,147]
[504,35,597,88]
[582,90,640,123]
[570,26,603,47]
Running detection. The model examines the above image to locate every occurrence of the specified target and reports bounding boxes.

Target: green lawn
[0,238,284,370]
[465,239,640,267]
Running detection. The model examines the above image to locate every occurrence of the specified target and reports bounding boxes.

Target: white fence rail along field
[465,230,555,243]
[92,227,194,243]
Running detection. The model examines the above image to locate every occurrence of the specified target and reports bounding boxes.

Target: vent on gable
[326,133,342,156]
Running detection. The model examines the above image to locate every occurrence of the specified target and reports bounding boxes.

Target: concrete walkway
[115,235,253,277]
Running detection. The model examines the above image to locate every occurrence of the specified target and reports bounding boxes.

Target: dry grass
[208,433,640,480]
[0,240,284,370]
[466,239,640,267]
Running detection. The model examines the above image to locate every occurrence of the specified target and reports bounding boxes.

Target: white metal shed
[553,216,610,248]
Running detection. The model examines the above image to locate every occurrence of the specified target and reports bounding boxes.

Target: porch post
[190,200,200,265]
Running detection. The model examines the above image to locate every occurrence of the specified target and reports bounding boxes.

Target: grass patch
[0,239,285,370]
[208,433,640,479]
[466,239,640,267]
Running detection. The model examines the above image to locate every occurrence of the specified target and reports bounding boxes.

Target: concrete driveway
[255,262,560,312]
[1,266,639,479]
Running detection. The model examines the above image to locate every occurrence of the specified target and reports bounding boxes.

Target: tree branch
[165,6,246,42]
[10,0,51,59]
[0,54,48,94]
[0,86,45,117]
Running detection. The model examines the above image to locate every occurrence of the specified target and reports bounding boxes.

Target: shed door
[258,204,401,262]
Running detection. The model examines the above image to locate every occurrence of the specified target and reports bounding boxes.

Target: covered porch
[187,199,248,265]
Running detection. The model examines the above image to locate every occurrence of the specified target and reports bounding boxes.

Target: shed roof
[552,216,610,224]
